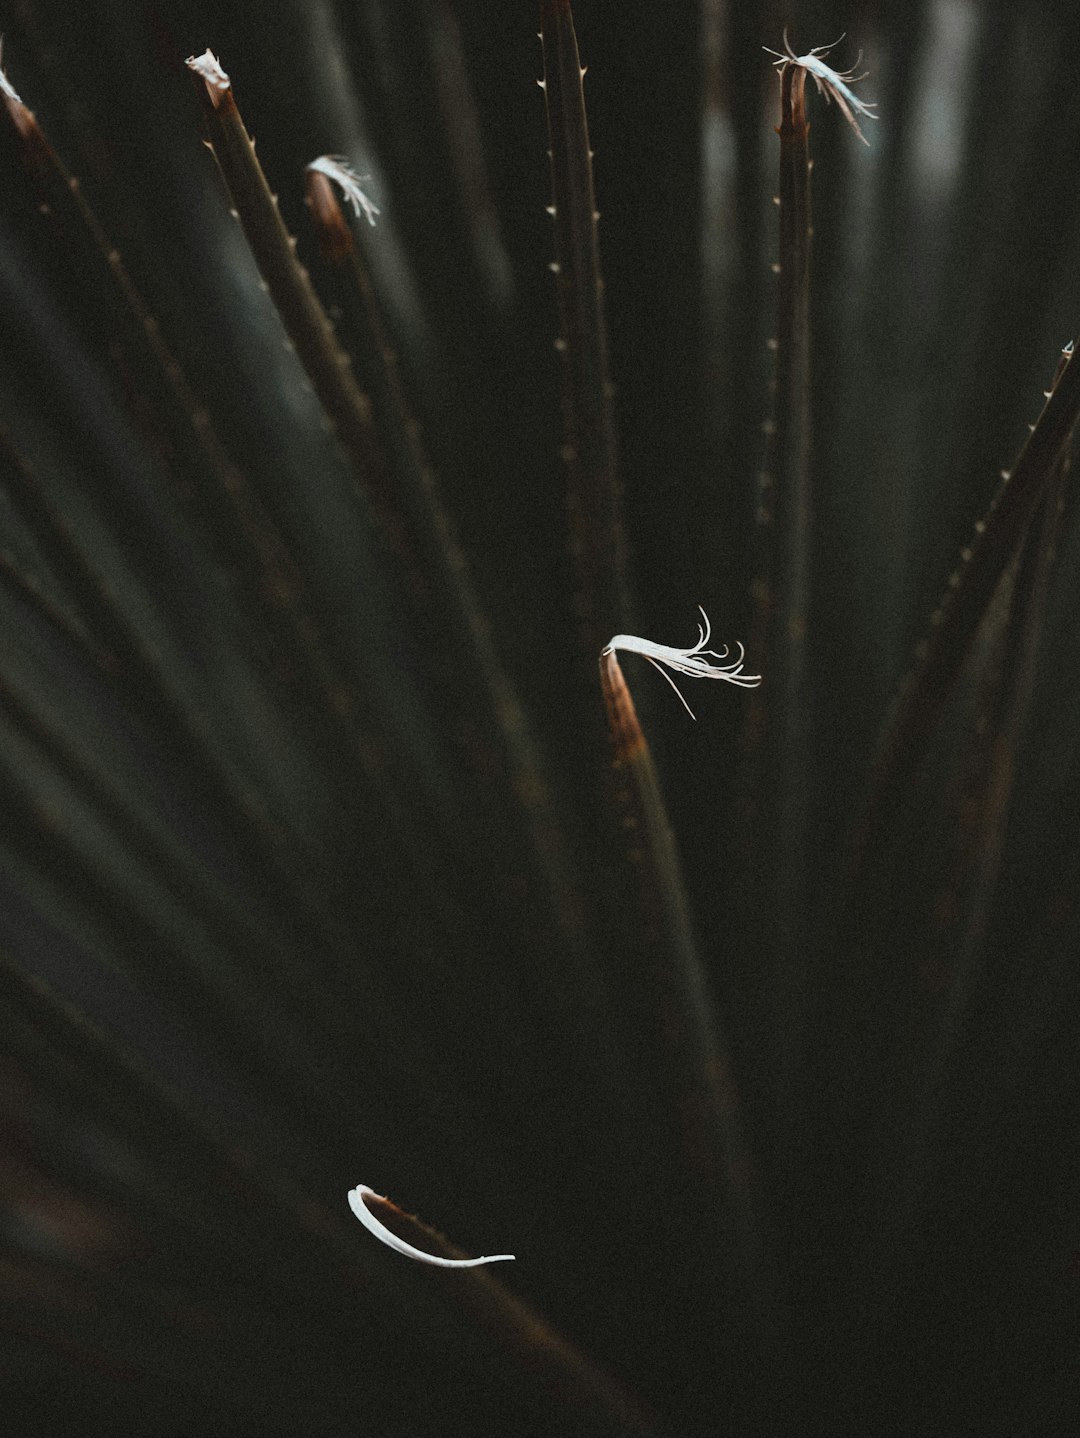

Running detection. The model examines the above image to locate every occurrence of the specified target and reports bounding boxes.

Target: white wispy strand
[603,607,761,719]
[763,32,878,145]
[307,155,380,227]
[348,1185,515,1268]
[0,39,23,103]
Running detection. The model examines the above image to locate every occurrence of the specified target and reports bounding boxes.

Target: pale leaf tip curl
[185,49,231,105]
[348,1184,515,1268]
[306,155,380,227]
[603,607,761,719]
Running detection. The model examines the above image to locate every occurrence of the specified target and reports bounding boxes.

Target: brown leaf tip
[304,168,355,264]
[600,650,647,760]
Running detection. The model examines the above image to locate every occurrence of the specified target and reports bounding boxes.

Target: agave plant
[3,1,1080,1432]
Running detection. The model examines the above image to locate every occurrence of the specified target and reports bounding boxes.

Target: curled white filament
[348,1184,515,1268]
[763,32,879,145]
[307,155,380,228]
[603,607,761,719]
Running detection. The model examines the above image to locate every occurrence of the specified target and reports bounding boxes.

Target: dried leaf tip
[347,1185,515,1268]
[603,608,761,719]
[185,49,231,106]
[764,32,878,144]
[306,156,380,228]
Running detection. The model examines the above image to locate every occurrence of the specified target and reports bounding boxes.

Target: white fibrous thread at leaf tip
[185,49,231,93]
[348,1185,515,1268]
[763,31,878,145]
[307,155,380,227]
[603,607,761,719]
[0,40,24,104]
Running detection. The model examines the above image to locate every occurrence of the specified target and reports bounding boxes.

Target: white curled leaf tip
[185,49,231,95]
[0,40,24,105]
[307,155,380,227]
[348,1185,515,1268]
[603,607,761,719]
[763,31,878,144]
